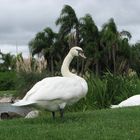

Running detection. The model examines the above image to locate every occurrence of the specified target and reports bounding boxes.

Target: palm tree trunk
[112,45,116,74]
[81,59,84,76]
[51,56,54,76]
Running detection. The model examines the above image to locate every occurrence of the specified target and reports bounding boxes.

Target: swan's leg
[60,109,64,119]
[52,112,55,119]
[59,103,66,119]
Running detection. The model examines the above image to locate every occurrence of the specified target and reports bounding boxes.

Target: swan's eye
[76,49,86,59]
[76,49,83,54]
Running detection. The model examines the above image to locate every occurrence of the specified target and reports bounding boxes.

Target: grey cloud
[0,0,140,56]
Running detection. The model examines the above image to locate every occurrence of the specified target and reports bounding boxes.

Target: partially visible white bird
[111,95,140,108]
[12,46,88,118]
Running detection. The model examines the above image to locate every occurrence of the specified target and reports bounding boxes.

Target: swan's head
[70,46,86,59]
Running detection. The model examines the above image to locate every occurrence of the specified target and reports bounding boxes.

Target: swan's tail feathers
[12,100,35,106]
[110,105,119,108]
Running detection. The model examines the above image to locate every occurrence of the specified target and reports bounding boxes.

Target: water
[0,103,32,116]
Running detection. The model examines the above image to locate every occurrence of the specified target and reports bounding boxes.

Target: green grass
[0,107,140,140]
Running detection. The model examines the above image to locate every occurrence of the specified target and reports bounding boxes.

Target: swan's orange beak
[79,52,86,59]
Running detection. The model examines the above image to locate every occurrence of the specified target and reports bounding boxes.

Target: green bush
[68,72,140,111]
[105,73,139,105]
[85,72,140,110]
[0,72,16,90]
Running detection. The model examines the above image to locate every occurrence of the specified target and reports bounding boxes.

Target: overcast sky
[0,0,140,57]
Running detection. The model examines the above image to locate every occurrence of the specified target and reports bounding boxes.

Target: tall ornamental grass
[68,72,140,111]
[86,73,140,110]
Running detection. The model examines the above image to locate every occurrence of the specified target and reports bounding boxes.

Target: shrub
[68,72,140,111]
[89,73,140,109]
[104,72,140,105]
[0,72,16,90]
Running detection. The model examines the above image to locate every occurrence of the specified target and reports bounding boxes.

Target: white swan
[111,95,140,108]
[12,46,88,118]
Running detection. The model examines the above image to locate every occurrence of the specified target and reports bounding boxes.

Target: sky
[0,0,140,57]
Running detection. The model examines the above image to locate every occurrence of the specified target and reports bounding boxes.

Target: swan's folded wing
[22,77,48,100]
[12,99,35,106]
[28,77,84,101]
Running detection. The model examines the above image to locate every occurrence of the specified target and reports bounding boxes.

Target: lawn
[0,107,140,140]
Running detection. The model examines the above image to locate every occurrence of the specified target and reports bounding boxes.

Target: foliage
[130,43,140,75]
[28,27,61,75]
[0,90,17,97]
[0,72,16,90]
[0,52,16,71]
[56,4,79,45]
[67,72,140,111]
[93,73,140,109]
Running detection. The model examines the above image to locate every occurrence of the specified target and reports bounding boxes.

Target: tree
[29,27,58,75]
[28,5,136,76]
[100,18,120,74]
[100,18,132,74]
[79,14,99,74]
[56,5,80,46]
[130,43,140,75]
[56,5,82,74]
[0,52,16,71]
[116,31,132,74]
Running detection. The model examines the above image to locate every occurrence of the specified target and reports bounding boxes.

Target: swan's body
[12,46,88,118]
[13,76,87,111]
[111,95,140,108]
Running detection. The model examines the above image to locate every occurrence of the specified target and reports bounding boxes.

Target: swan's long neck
[61,50,88,95]
[61,52,75,77]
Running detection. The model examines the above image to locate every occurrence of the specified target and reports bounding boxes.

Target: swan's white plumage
[12,46,88,112]
[111,95,140,108]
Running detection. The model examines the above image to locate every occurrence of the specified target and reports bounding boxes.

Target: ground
[0,107,140,140]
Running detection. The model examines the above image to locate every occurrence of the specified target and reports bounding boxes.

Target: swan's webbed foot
[60,109,64,119]
[52,111,55,119]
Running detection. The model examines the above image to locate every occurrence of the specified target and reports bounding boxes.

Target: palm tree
[116,30,132,74]
[100,18,119,74]
[29,27,57,75]
[29,31,46,57]
[56,5,80,46]
[80,14,99,74]
[129,42,140,75]
[56,5,82,74]
[100,18,132,74]
[0,52,16,71]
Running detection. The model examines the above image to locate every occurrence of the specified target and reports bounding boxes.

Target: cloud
[0,0,140,56]
[0,44,29,58]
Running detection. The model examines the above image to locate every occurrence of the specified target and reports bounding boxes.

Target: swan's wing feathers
[23,77,48,100]
[12,99,35,106]
[15,77,84,106]
[31,77,83,101]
